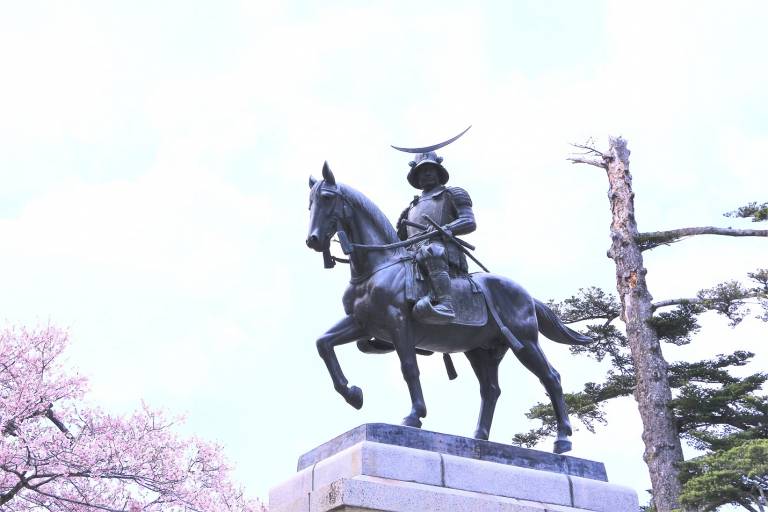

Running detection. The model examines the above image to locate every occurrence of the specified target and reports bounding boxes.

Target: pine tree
[516,138,767,512]
[679,440,768,512]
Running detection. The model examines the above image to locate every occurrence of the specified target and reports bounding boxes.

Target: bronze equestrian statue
[305,128,592,454]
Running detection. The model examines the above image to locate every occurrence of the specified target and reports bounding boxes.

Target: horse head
[306,161,342,253]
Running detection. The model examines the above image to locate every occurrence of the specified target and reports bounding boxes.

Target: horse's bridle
[313,181,443,264]
[312,181,418,282]
[313,182,353,268]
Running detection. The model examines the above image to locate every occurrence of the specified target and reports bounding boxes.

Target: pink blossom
[0,325,265,511]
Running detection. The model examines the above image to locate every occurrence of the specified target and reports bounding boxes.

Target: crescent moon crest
[391,125,472,154]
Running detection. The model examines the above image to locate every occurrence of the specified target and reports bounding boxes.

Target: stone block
[571,474,639,512]
[312,443,362,490]
[312,441,442,490]
[442,453,572,506]
[361,441,442,486]
[310,476,571,512]
[270,495,308,512]
[269,465,312,510]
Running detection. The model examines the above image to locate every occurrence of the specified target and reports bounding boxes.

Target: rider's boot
[413,244,456,325]
[429,269,456,321]
[412,268,456,325]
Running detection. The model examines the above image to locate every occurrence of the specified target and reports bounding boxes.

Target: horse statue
[305,163,592,454]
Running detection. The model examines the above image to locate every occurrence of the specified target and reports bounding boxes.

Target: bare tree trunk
[603,137,685,512]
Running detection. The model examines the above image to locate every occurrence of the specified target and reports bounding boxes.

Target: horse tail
[534,299,592,345]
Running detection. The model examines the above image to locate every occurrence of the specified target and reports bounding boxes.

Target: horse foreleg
[390,316,426,428]
[316,315,367,410]
[512,340,573,454]
[465,345,507,440]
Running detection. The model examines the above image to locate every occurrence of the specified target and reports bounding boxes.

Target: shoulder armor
[446,187,473,208]
[396,206,410,241]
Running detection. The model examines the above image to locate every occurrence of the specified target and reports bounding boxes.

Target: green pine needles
[514,268,768,511]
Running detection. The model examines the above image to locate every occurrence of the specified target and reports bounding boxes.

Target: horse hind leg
[316,315,367,410]
[465,345,507,440]
[510,335,573,454]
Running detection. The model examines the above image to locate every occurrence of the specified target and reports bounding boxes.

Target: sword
[421,215,490,273]
[402,219,477,251]
[401,219,477,251]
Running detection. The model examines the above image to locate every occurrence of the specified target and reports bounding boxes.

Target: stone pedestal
[269,424,638,512]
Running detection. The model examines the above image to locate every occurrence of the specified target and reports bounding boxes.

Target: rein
[315,183,413,282]
[351,230,438,251]
[348,255,413,285]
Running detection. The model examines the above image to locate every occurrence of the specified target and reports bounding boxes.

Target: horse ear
[322,161,336,185]
[309,175,318,188]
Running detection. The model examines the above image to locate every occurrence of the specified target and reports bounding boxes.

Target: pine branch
[513,373,636,447]
[652,294,765,310]
[674,371,768,447]
[552,287,621,324]
[668,351,754,387]
[637,227,767,251]
[724,201,768,223]
[652,273,768,328]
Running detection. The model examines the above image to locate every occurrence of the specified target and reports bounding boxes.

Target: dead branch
[571,142,605,156]
[652,298,703,310]
[567,142,611,169]
[567,156,607,168]
[637,226,768,251]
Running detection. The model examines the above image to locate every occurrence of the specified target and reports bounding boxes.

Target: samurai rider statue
[393,126,476,325]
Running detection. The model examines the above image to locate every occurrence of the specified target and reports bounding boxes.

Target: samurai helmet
[391,125,471,190]
[406,151,448,189]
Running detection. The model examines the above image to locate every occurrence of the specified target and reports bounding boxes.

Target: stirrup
[412,296,455,325]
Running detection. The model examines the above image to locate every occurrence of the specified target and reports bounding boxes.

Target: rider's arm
[445,187,476,236]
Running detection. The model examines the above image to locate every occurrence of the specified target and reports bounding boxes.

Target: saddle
[356,259,485,381]
[404,259,488,326]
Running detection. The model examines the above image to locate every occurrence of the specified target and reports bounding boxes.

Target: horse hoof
[554,439,572,454]
[345,386,363,410]
[401,416,422,428]
[473,429,489,441]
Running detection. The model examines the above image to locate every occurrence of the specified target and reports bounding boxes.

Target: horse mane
[339,183,399,244]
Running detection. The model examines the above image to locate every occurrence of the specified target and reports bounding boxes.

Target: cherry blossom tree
[0,325,264,511]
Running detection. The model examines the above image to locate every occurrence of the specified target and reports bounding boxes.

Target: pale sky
[1,1,766,506]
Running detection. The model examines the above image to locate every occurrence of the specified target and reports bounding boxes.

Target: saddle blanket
[405,261,488,327]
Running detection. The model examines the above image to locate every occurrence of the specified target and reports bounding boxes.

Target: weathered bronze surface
[305,134,592,453]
